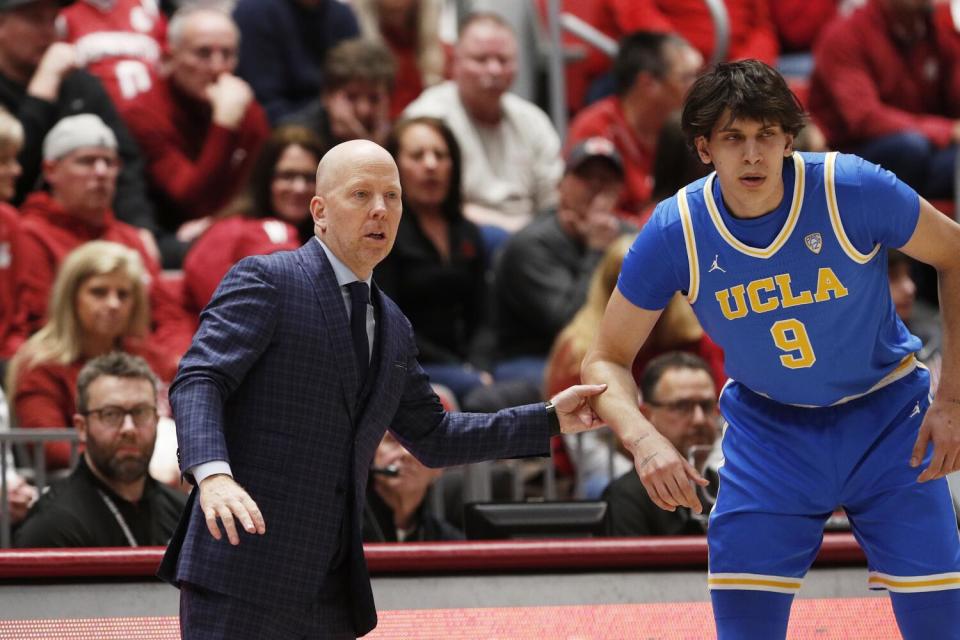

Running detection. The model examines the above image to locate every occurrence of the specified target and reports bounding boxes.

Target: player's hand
[198,474,266,544]
[911,397,960,482]
[628,430,708,513]
[551,383,607,434]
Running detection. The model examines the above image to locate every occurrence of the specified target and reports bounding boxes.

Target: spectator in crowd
[889,248,941,392]
[182,125,323,314]
[352,0,448,119]
[602,351,719,536]
[495,137,629,389]
[599,0,779,67]
[809,0,960,198]
[0,386,38,527]
[0,0,157,236]
[362,431,462,543]
[0,107,22,358]
[232,0,359,124]
[376,116,490,403]
[120,4,269,267]
[567,32,702,225]
[8,114,194,371]
[7,240,176,471]
[59,0,168,103]
[282,38,395,150]
[404,12,563,250]
[14,351,186,547]
[545,236,725,498]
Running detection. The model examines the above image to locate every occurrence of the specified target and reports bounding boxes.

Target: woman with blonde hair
[7,241,176,471]
[352,0,449,117]
[544,234,725,497]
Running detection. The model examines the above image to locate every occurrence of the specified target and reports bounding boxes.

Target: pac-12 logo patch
[804,233,823,255]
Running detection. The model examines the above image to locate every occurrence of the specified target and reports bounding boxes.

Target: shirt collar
[315,237,373,288]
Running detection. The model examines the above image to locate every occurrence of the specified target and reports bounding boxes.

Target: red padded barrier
[0,533,866,579]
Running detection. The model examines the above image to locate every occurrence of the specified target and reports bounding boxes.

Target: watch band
[545,401,561,436]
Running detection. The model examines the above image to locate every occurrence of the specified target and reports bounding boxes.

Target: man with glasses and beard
[14,352,186,547]
[602,351,719,536]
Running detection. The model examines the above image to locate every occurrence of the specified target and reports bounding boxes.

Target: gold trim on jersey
[760,354,919,408]
[824,151,881,264]
[702,153,806,259]
[868,571,960,593]
[708,572,803,594]
[678,186,700,304]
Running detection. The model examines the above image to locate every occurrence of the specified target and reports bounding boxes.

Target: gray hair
[167,2,239,50]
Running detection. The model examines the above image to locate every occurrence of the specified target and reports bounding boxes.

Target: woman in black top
[378,117,491,402]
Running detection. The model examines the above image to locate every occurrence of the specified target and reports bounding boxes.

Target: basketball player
[583,60,960,639]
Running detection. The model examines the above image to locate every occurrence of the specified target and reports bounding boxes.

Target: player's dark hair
[640,351,713,404]
[681,60,806,147]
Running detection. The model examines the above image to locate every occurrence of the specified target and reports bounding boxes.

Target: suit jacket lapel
[297,240,360,416]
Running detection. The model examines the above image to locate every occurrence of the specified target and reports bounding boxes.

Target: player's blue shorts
[708,365,960,595]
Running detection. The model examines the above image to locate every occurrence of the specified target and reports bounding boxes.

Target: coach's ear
[310,195,327,235]
[694,136,712,165]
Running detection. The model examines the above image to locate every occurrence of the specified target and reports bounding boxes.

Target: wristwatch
[545,401,561,436]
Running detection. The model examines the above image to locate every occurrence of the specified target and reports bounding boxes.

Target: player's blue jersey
[618,152,922,406]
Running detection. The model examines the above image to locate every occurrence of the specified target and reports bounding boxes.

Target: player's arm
[581,290,708,512]
[899,199,960,481]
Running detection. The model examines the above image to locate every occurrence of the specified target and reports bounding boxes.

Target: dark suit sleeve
[388,318,553,467]
[170,257,280,472]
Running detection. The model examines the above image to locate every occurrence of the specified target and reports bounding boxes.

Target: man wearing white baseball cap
[0,0,156,236]
[7,112,194,372]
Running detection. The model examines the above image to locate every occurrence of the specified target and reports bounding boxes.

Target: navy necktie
[346,281,370,383]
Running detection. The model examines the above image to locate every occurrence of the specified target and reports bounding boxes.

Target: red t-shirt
[59,0,167,103]
[182,216,301,314]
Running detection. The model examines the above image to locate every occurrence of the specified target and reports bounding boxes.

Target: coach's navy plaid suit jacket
[158,240,551,636]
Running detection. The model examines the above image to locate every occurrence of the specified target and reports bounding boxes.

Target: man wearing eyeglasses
[13,352,186,548]
[603,351,719,536]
